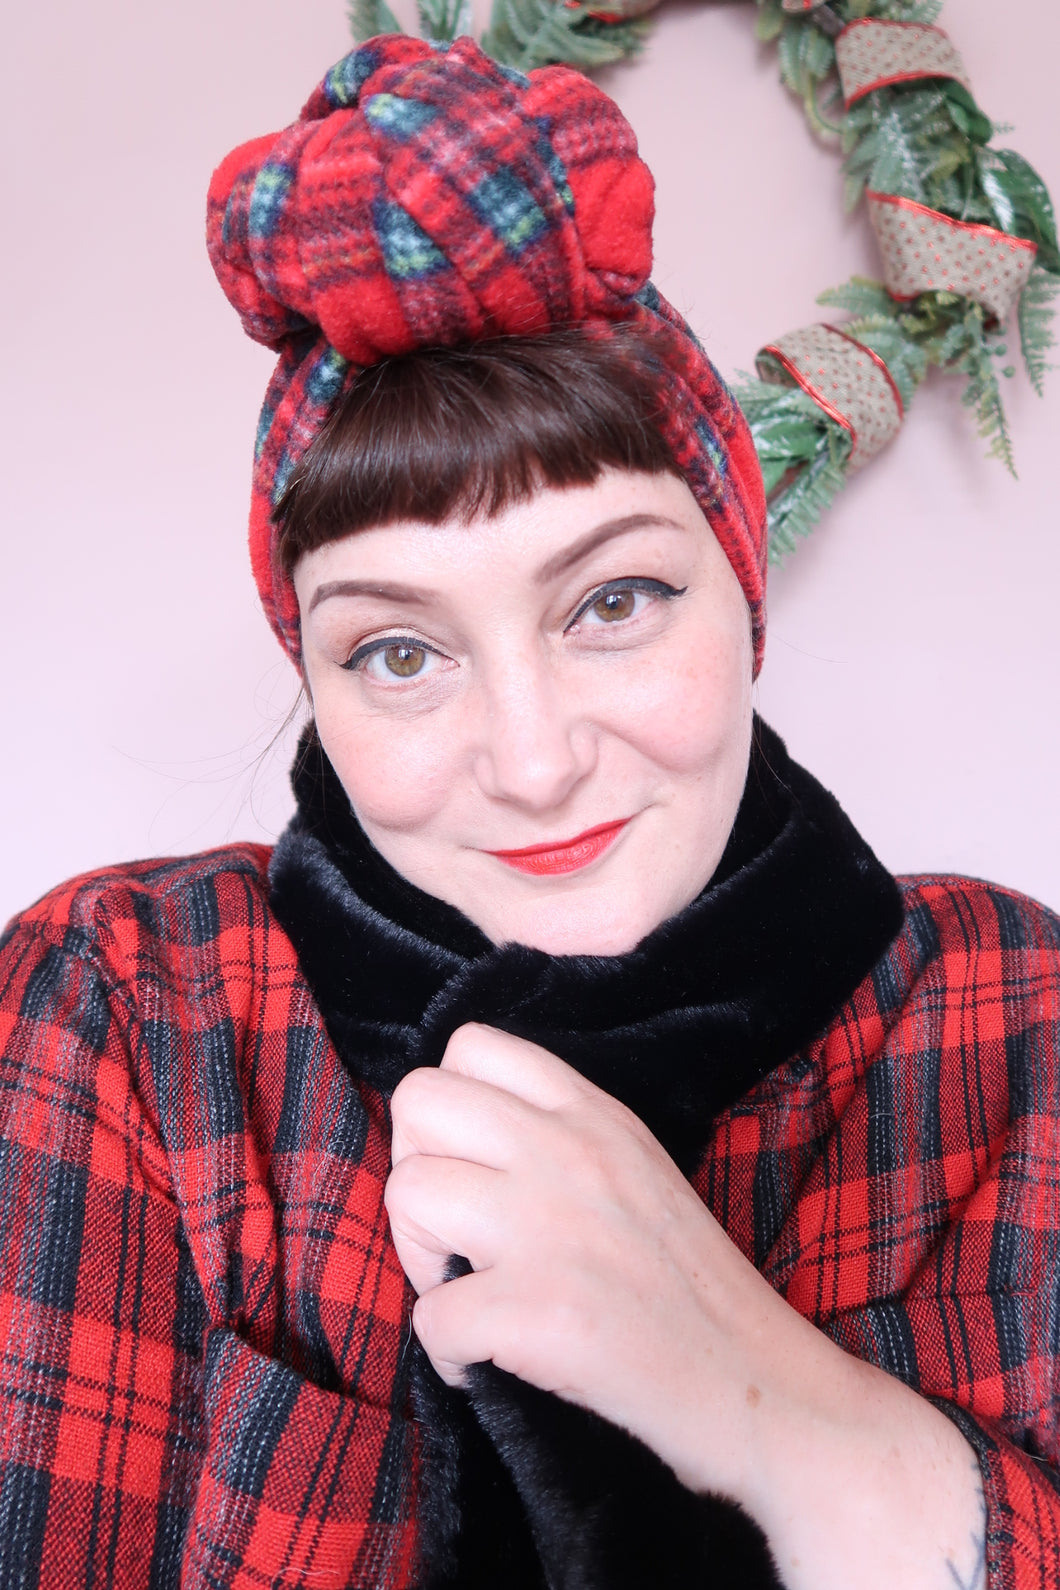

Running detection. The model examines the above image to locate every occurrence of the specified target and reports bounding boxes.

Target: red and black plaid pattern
[1,856,1058,1586]
[206,36,766,669]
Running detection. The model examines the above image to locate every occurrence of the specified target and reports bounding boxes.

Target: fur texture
[268,717,904,1587]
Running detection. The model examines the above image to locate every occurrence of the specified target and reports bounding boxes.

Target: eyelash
[342,634,445,675]
[341,578,688,679]
[565,577,687,631]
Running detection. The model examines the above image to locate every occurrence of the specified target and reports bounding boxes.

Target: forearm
[730,1343,986,1590]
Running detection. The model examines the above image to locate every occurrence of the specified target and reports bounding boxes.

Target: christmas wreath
[350,0,1058,559]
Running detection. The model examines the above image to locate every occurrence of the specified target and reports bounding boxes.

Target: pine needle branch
[732,376,853,560]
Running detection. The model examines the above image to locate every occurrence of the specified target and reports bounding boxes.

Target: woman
[0,34,1057,1590]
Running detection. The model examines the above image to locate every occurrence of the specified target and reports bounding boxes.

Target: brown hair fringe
[274,327,680,570]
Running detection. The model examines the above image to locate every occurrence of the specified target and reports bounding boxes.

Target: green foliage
[892,1,943,21]
[754,2,784,45]
[841,83,993,214]
[813,276,895,320]
[760,0,1059,281]
[349,0,402,42]
[1018,265,1060,397]
[483,0,648,71]
[416,0,472,42]
[937,307,1016,473]
[976,148,1060,273]
[752,0,1056,514]
[753,0,945,128]
[350,0,647,69]
[731,376,853,560]
[840,79,1060,271]
[757,6,841,136]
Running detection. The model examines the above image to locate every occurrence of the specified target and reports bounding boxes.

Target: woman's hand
[387,1023,765,1489]
[385,1024,987,1590]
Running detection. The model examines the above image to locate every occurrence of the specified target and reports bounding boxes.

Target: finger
[412,1269,510,1387]
[384,1154,505,1294]
[440,1023,587,1110]
[390,1065,540,1168]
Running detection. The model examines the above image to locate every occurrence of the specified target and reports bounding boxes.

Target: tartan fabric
[1,852,1058,1586]
[205,37,767,670]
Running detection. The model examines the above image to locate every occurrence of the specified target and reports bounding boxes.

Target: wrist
[647,1239,853,1502]
[738,1345,984,1590]
[737,1318,868,1520]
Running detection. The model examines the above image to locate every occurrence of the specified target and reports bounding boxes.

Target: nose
[472,652,597,813]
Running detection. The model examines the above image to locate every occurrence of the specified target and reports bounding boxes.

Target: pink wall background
[3,0,1058,927]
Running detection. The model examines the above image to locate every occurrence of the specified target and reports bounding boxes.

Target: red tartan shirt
[0,844,1058,1588]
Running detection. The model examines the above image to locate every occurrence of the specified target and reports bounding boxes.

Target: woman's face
[294,468,754,956]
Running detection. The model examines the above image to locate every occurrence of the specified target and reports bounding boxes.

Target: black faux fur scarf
[268,717,905,1590]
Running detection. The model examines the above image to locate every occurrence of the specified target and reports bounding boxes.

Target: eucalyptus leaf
[941,82,993,147]
[988,149,1060,271]
[803,26,835,80]
[977,151,1017,234]
[776,25,804,99]
[756,0,784,43]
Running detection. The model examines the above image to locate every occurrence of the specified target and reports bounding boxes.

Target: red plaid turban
[207,35,767,669]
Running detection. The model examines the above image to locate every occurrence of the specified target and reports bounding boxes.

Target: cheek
[312,695,465,836]
[602,618,753,778]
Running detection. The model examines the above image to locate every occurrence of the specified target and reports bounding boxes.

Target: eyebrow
[307,512,687,613]
[533,513,686,583]
[308,579,439,614]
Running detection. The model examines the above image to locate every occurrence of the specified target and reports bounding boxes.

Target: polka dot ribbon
[834,19,971,109]
[868,191,1037,326]
[757,325,903,472]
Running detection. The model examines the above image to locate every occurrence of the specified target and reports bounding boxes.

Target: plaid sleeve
[0,913,417,1589]
[0,914,197,1583]
[701,876,1060,1590]
[897,881,1060,1590]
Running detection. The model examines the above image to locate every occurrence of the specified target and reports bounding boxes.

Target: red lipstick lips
[487,819,629,876]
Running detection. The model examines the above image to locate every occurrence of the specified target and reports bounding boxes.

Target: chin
[471,881,688,958]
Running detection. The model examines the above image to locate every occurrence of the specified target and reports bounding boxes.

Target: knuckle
[382,1166,405,1219]
[384,1153,431,1213]
[443,1022,488,1066]
[391,1065,435,1119]
[412,1285,444,1348]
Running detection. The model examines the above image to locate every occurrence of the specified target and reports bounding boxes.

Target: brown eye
[384,643,427,677]
[592,589,636,623]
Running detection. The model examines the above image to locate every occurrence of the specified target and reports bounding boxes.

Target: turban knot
[207,35,766,668]
[209,35,655,360]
